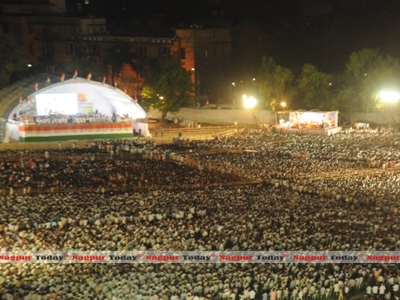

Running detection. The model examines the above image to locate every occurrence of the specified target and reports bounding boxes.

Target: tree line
[256,48,400,120]
[1,33,400,123]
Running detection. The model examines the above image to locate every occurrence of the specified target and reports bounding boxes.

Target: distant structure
[0,0,232,101]
[275,110,341,135]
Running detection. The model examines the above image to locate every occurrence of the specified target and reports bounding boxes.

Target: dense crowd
[185,130,400,195]
[1,156,233,192]
[33,113,119,125]
[1,129,400,300]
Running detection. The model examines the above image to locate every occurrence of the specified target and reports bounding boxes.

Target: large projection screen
[36,94,78,115]
[35,94,93,115]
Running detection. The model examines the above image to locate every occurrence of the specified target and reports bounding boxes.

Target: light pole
[379,91,400,121]
[231,82,236,107]
[279,101,288,129]
[379,91,400,104]
[243,94,257,128]
[191,68,200,99]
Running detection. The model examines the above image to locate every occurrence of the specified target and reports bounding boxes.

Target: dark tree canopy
[257,56,295,111]
[255,48,400,115]
[0,35,27,89]
[338,48,400,113]
[62,41,106,81]
[140,58,194,122]
[296,63,333,110]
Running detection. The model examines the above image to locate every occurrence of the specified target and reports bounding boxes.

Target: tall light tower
[379,90,400,114]
[243,94,257,127]
[191,68,200,99]
[379,91,400,104]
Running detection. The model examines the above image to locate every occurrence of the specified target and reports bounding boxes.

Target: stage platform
[5,121,147,142]
[276,126,342,135]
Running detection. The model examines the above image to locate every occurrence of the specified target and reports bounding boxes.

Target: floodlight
[380,91,400,103]
[243,95,257,108]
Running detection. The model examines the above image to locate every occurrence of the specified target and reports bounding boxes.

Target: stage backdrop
[277,111,338,129]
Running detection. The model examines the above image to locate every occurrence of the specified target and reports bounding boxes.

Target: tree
[140,58,194,122]
[331,80,356,124]
[121,76,142,99]
[340,48,400,113]
[104,43,132,86]
[296,64,333,110]
[257,56,295,110]
[62,42,106,81]
[0,35,27,89]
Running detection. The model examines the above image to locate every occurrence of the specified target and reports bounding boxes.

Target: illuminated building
[0,0,231,100]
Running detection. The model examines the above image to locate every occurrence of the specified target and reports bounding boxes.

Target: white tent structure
[4,76,150,142]
[15,78,147,120]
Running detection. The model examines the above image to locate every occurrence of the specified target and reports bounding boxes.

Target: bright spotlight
[243,94,257,108]
[380,91,400,103]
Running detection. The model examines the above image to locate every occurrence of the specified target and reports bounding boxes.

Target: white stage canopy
[16,78,147,119]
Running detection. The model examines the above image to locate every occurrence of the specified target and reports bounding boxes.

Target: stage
[6,120,149,142]
[276,110,341,135]
[2,76,152,143]
[276,126,342,135]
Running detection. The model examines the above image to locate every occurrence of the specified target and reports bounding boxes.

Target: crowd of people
[1,129,400,300]
[33,113,121,125]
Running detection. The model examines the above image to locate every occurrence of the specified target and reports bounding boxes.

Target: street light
[191,68,200,99]
[243,95,257,128]
[243,94,257,109]
[379,91,400,103]
[280,101,287,109]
